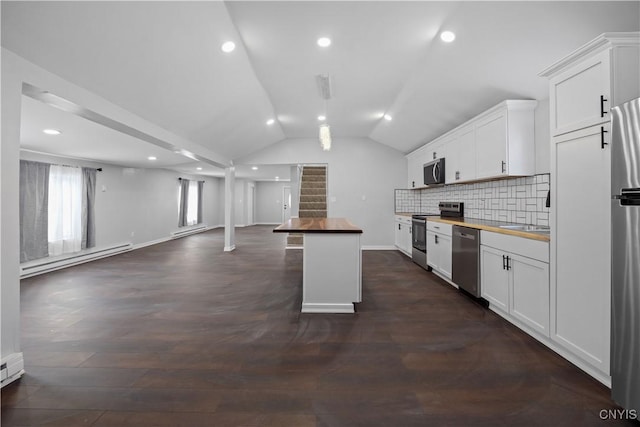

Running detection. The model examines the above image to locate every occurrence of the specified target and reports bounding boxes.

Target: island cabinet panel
[480,231,550,338]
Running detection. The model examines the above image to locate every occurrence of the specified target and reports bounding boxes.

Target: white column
[224,166,236,252]
[1,50,25,385]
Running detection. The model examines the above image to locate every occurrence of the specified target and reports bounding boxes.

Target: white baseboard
[362,245,396,250]
[254,222,281,225]
[1,353,24,388]
[301,303,355,313]
[224,245,236,252]
[20,243,133,278]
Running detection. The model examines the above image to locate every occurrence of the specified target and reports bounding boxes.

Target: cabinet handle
[601,126,608,149]
[455,171,460,180]
[433,152,437,160]
[398,224,401,230]
[501,161,506,173]
[600,95,608,118]
[506,256,511,271]
[412,181,415,188]
[502,255,506,270]
[435,235,439,244]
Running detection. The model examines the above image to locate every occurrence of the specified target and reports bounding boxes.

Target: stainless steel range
[412,202,464,270]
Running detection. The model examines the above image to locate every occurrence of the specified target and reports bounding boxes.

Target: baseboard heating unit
[20,243,133,279]
[170,225,207,239]
[1,353,25,388]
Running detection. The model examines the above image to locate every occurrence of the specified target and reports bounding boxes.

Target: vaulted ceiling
[3,1,639,170]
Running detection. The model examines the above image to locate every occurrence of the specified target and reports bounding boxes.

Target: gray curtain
[81,167,97,249]
[20,160,50,262]
[197,180,204,224]
[178,178,190,227]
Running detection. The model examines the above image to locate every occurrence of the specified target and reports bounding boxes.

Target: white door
[282,186,292,222]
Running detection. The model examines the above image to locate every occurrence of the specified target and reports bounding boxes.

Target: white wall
[1,48,229,365]
[237,137,407,248]
[534,99,550,174]
[20,151,223,251]
[256,181,289,224]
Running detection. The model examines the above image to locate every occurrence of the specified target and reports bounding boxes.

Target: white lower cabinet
[480,231,550,338]
[426,222,452,280]
[394,216,412,257]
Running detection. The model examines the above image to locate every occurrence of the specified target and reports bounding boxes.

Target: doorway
[282,186,291,223]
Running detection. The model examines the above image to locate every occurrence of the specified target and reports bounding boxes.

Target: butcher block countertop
[427,217,550,242]
[273,218,363,233]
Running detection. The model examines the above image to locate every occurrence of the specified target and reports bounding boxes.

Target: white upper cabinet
[446,126,476,183]
[406,146,429,189]
[475,101,537,180]
[405,99,536,188]
[540,32,640,136]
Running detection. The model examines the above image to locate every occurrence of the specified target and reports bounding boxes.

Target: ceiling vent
[315,74,332,100]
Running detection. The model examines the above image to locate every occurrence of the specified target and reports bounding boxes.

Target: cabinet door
[456,126,476,182]
[407,154,421,189]
[480,245,509,313]
[510,254,550,337]
[553,124,611,374]
[394,221,403,249]
[476,111,507,179]
[549,51,610,136]
[438,233,452,279]
[402,223,413,255]
[426,231,438,270]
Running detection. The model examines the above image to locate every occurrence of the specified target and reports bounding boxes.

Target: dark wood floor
[1,226,631,426]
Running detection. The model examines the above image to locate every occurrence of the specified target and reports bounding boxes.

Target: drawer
[395,215,412,225]
[481,230,549,262]
[427,221,452,236]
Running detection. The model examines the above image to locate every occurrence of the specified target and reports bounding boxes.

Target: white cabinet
[406,146,428,189]
[445,126,476,184]
[475,101,537,180]
[406,100,536,188]
[480,231,550,337]
[540,32,639,384]
[541,34,640,136]
[394,215,412,257]
[551,124,611,376]
[426,221,452,279]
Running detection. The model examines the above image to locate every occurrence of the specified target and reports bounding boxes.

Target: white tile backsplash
[395,174,551,226]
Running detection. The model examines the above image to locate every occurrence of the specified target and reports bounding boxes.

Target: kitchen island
[274,218,362,313]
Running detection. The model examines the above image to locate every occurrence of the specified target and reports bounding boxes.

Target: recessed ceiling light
[317,37,331,47]
[266,119,275,125]
[440,31,456,43]
[221,41,236,53]
[147,156,157,161]
[318,115,326,121]
[196,167,202,171]
[252,166,259,170]
[43,129,61,135]
[384,114,393,121]
[275,176,280,180]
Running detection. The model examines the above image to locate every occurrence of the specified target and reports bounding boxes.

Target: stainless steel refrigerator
[611,97,640,413]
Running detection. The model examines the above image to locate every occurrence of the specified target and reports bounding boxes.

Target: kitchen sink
[499,224,551,233]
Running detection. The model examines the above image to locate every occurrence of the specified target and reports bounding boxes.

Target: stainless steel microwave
[424,158,446,185]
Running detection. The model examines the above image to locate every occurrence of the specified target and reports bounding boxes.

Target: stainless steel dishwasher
[452,225,480,297]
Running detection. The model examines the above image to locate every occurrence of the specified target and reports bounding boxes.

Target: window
[47,165,82,256]
[178,179,203,227]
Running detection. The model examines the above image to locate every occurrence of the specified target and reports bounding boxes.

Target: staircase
[286,165,327,248]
